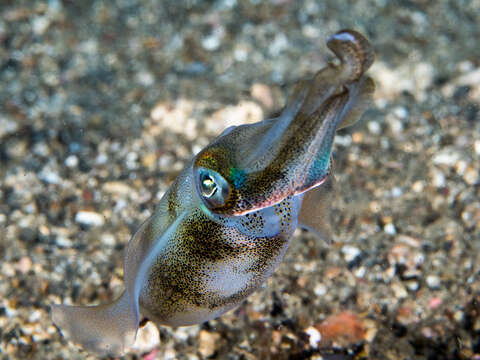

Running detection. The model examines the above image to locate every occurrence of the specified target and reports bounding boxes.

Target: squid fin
[51,290,138,356]
[337,76,375,130]
[298,174,336,244]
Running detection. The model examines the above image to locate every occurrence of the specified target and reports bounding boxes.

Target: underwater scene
[0,1,479,359]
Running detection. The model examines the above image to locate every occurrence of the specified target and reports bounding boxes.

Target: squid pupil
[201,174,217,197]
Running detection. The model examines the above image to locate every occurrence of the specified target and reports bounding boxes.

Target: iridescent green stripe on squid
[230,167,247,188]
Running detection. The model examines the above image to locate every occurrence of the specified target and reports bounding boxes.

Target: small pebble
[432,148,462,166]
[387,114,403,133]
[426,275,441,289]
[64,155,79,168]
[354,266,366,278]
[474,318,480,332]
[316,312,365,344]
[32,16,50,35]
[474,140,480,155]
[454,310,464,323]
[431,169,446,188]
[55,236,72,248]
[391,282,408,299]
[39,169,61,185]
[101,233,116,247]
[406,280,419,291]
[352,132,363,143]
[393,106,408,119]
[233,45,248,61]
[367,120,381,135]
[0,117,18,137]
[174,326,200,342]
[251,83,274,109]
[28,310,42,323]
[4,300,18,318]
[129,321,160,353]
[455,160,467,175]
[198,330,220,358]
[412,181,425,193]
[342,245,361,263]
[142,153,157,168]
[14,257,32,274]
[74,211,105,227]
[302,24,320,38]
[391,187,403,198]
[2,263,15,277]
[202,33,222,51]
[95,153,108,164]
[305,326,321,348]
[125,152,138,169]
[461,203,480,228]
[269,33,288,56]
[103,181,132,195]
[384,223,397,235]
[334,134,352,147]
[314,283,327,297]
[429,297,442,309]
[463,168,479,185]
[136,71,154,86]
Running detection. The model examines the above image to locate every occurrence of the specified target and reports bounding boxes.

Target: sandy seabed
[0,1,479,359]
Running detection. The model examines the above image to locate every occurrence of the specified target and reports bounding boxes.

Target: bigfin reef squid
[51,29,375,355]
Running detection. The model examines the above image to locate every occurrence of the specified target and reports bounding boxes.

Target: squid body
[51,29,375,355]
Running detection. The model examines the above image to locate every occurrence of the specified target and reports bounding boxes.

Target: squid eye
[201,174,217,198]
[196,168,230,209]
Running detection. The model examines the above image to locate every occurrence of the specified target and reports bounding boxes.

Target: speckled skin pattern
[51,29,375,355]
[139,165,301,326]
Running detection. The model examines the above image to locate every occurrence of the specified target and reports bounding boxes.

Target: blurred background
[0,0,479,359]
